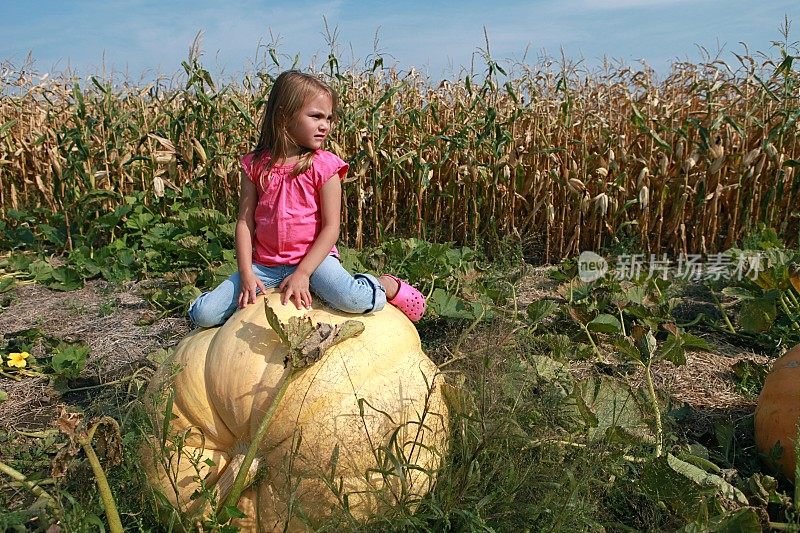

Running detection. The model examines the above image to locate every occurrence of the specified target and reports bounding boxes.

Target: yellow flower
[7,352,30,368]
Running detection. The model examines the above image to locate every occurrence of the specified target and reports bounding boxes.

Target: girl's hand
[279,271,312,310]
[239,271,267,309]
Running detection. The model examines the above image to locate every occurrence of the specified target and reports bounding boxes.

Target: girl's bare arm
[236,172,267,307]
[279,175,341,308]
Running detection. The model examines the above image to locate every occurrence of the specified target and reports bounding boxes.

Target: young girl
[188,70,425,328]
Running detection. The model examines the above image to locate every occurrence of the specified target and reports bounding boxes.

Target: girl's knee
[317,274,386,314]
[188,297,226,328]
[188,276,241,327]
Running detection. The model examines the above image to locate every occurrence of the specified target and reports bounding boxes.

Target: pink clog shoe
[385,275,426,322]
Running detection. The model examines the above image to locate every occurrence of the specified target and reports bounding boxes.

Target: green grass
[1,229,800,531]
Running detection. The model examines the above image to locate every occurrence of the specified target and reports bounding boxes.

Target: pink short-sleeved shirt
[240,149,349,266]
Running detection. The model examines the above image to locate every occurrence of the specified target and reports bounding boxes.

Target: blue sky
[1,1,798,82]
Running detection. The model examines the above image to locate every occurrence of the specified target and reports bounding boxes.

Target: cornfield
[1,46,798,261]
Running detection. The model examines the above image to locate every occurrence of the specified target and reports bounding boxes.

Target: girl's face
[286,91,333,155]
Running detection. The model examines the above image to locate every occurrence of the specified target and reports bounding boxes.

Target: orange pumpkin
[754,344,800,481]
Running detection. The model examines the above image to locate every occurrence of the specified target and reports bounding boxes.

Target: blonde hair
[252,70,338,181]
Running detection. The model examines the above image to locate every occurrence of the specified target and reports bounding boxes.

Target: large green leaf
[703,508,761,533]
[28,259,55,282]
[572,377,651,443]
[47,266,84,291]
[642,453,748,512]
[526,299,559,326]
[681,333,712,351]
[264,301,291,347]
[611,337,642,363]
[739,297,777,333]
[631,325,657,363]
[721,286,756,301]
[622,285,647,306]
[51,343,90,378]
[0,277,14,293]
[657,333,686,366]
[528,354,573,385]
[428,288,488,320]
[587,313,622,334]
[338,246,368,274]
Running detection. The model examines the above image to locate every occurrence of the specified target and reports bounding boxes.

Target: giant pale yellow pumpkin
[143,289,449,531]
[754,343,800,481]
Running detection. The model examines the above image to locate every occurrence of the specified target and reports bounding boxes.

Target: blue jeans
[188,255,387,328]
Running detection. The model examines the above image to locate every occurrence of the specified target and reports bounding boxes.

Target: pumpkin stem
[580,321,602,359]
[217,301,366,520]
[218,371,295,515]
[78,419,124,533]
[644,360,663,457]
[710,290,736,334]
[779,293,800,331]
[213,452,260,508]
[0,460,58,511]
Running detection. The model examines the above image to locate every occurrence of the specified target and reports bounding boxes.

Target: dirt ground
[0,279,191,430]
[0,270,772,434]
